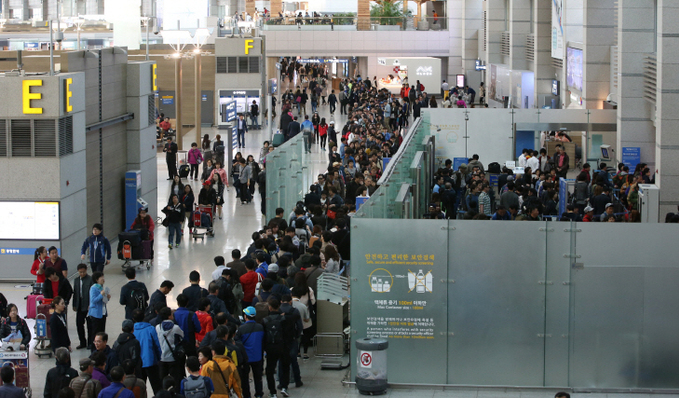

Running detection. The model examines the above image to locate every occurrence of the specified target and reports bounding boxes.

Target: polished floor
[2,77,671,398]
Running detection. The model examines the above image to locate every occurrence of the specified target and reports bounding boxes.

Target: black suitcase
[487,162,502,173]
[179,164,190,178]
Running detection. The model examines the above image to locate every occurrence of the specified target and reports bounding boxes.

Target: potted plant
[370,0,410,27]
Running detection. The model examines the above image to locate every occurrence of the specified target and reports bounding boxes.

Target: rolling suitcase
[179,164,190,178]
[273,132,285,147]
[26,294,43,319]
[141,240,153,260]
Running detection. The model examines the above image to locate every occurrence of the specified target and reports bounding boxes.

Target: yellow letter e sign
[65,78,73,113]
[23,79,43,115]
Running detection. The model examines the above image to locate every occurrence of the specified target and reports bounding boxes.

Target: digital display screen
[0,202,60,240]
[601,148,609,159]
[456,74,465,88]
[567,47,583,91]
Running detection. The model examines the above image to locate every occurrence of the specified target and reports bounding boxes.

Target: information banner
[552,0,564,59]
[621,147,641,172]
[351,218,448,384]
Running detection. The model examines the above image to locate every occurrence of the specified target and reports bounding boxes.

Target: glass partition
[349,219,679,389]
[265,133,308,222]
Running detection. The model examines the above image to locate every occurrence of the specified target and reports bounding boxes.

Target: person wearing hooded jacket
[44,347,79,398]
[156,307,185,384]
[132,309,162,395]
[80,223,111,273]
[113,319,143,378]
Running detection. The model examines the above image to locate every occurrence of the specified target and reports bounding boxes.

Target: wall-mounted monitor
[566,47,583,92]
[0,201,60,240]
[456,74,465,88]
[552,79,560,96]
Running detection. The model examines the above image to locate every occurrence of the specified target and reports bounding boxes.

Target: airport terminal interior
[1,0,679,397]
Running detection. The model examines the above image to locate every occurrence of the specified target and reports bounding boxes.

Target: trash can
[355,338,388,395]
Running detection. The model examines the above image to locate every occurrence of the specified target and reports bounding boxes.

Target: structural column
[616,0,655,173]
[485,0,505,65]
[195,52,202,144]
[175,56,183,150]
[270,0,282,16]
[655,0,679,217]
[530,0,555,104]
[459,0,483,87]
[581,0,616,108]
[357,0,370,31]
[508,0,530,71]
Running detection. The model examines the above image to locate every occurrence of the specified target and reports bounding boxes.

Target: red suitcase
[26,294,43,319]
[37,299,53,338]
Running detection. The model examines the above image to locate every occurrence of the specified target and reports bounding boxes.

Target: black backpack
[487,162,501,174]
[129,286,148,311]
[216,144,225,155]
[263,313,285,345]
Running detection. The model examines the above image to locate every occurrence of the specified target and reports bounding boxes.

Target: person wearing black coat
[286,117,301,140]
[44,347,79,398]
[49,296,71,352]
[162,194,185,249]
[44,267,73,305]
[181,271,208,312]
[119,268,149,320]
[72,264,94,349]
[112,320,143,378]
[0,304,31,348]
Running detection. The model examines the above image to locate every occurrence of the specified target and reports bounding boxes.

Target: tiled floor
[3,77,672,398]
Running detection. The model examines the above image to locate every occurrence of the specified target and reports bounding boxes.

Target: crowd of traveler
[24,243,340,398]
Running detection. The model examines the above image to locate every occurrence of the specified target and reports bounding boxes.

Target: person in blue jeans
[249,100,259,129]
[237,114,248,148]
[162,194,185,249]
[80,223,112,273]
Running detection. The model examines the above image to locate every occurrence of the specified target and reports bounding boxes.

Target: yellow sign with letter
[23,80,43,115]
[65,78,73,113]
[152,64,158,92]
[245,39,254,55]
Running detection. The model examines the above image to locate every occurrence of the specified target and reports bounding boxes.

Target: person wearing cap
[600,203,615,222]
[69,358,103,398]
[236,307,265,398]
[45,347,79,398]
[583,205,595,222]
[113,319,142,378]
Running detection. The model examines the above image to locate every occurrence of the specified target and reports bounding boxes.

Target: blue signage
[453,157,467,171]
[382,157,391,171]
[621,147,641,172]
[356,196,370,210]
[225,101,237,122]
[161,98,174,105]
[232,125,238,150]
[25,42,38,49]
[0,248,59,255]
[202,94,208,102]
[489,175,499,189]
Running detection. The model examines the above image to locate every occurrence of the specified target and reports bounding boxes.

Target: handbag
[162,217,170,227]
[296,96,302,103]
[163,332,186,362]
[327,209,337,220]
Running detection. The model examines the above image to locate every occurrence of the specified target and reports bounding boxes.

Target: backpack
[129,287,148,311]
[183,376,209,398]
[254,295,269,324]
[215,145,225,155]
[487,162,501,174]
[263,313,285,345]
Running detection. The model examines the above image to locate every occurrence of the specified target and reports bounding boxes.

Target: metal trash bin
[355,338,388,395]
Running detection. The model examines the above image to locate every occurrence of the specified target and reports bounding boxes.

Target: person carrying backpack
[236,307,264,398]
[200,341,242,398]
[181,356,214,398]
[262,298,291,398]
[120,268,149,320]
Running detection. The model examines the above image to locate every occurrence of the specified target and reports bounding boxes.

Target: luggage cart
[0,349,32,397]
[34,297,53,359]
[118,231,153,271]
[192,204,215,240]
